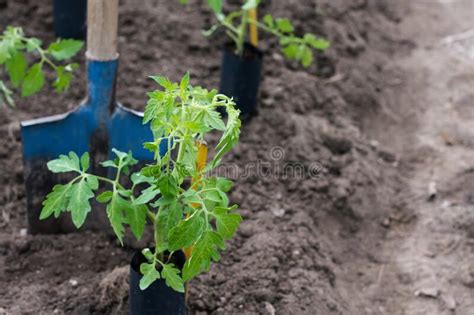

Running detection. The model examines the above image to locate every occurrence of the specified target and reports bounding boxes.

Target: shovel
[21,0,154,234]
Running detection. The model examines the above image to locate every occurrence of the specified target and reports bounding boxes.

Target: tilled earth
[1,0,472,314]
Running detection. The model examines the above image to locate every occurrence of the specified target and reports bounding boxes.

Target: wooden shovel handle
[86,0,119,61]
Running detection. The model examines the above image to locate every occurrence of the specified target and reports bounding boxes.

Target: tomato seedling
[182,0,330,67]
[0,26,83,107]
[40,73,242,292]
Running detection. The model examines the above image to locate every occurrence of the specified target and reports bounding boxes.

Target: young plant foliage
[183,0,330,67]
[40,73,242,292]
[0,26,83,107]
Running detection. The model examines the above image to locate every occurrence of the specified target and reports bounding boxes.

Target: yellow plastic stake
[183,141,208,260]
[249,8,258,47]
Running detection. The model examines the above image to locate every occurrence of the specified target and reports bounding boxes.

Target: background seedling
[182,0,330,67]
[0,26,83,107]
[40,73,242,292]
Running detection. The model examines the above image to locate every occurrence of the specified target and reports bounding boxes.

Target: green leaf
[47,39,84,60]
[139,262,160,290]
[168,215,205,251]
[180,72,190,93]
[203,108,225,131]
[301,46,313,68]
[86,175,99,190]
[155,201,182,252]
[106,194,128,244]
[282,44,299,59]
[26,38,42,52]
[21,63,44,97]
[131,172,154,185]
[126,203,148,240]
[161,264,185,293]
[207,0,223,14]
[157,175,178,197]
[68,179,94,228]
[80,152,90,171]
[182,231,225,281]
[141,165,161,178]
[101,160,117,168]
[214,207,242,239]
[216,178,233,192]
[276,18,294,33]
[304,34,330,50]
[5,51,27,87]
[53,66,73,93]
[96,191,113,203]
[263,14,274,27]
[40,183,72,219]
[133,186,160,205]
[47,152,81,173]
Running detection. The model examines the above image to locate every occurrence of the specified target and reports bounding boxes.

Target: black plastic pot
[219,42,263,120]
[129,250,187,315]
[53,0,87,39]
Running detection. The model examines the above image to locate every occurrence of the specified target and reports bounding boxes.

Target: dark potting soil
[0,0,419,314]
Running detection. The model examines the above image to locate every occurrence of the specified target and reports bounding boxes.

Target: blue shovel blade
[21,59,159,234]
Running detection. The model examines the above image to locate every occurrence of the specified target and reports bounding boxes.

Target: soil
[0,0,473,314]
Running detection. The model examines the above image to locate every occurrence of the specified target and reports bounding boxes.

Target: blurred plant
[180,0,330,67]
[0,26,83,107]
[40,73,242,292]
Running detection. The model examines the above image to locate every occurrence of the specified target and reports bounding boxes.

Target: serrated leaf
[5,51,27,87]
[139,262,160,290]
[204,108,225,131]
[155,201,182,252]
[53,66,73,93]
[96,191,113,203]
[106,194,128,244]
[47,39,84,60]
[207,0,223,14]
[101,160,117,168]
[182,231,225,281]
[21,63,44,97]
[131,172,154,185]
[216,178,233,192]
[26,38,42,52]
[161,264,185,293]
[276,18,294,33]
[282,43,298,59]
[133,186,160,205]
[68,179,94,228]
[168,215,205,251]
[301,46,313,68]
[157,175,178,197]
[80,152,90,171]
[180,72,190,92]
[40,183,72,219]
[304,34,330,50]
[47,152,81,173]
[214,207,242,239]
[126,203,148,240]
[263,14,274,27]
[86,175,99,190]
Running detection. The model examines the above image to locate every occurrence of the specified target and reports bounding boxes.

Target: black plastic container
[219,42,263,120]
[129,250,186,315]
[53,0,87,39]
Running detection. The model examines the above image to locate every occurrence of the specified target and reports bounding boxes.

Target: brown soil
[1,0,473,314]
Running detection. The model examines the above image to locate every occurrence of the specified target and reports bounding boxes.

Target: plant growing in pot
[39,73,242,314]
[0,26,83,107]
[181,0,330,119]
